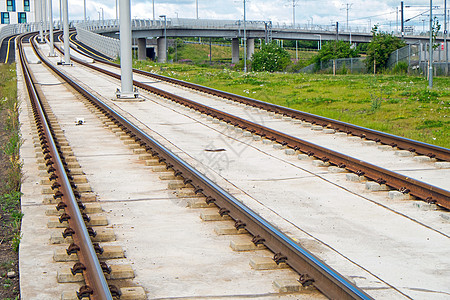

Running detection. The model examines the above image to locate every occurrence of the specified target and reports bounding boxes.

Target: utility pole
[429,0,433,88]
[401,1,404,39]
[342,3,353,31]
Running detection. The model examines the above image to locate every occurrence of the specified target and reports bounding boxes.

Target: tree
[365,25,406,73]
[251,42,291,72]
[311,40,359,65]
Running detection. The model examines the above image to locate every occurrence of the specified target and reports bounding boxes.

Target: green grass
[170,43,316,67]
[132,61,450,148]
[0,63,22,253]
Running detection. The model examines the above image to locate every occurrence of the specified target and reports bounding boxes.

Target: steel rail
[42,32,373,300]
[67,34,450,162]
[19,32,113,300]
[57,49,450,210]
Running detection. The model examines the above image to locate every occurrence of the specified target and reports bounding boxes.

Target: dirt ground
[0,108,20,299]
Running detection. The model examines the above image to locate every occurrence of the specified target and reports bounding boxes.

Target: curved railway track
[68,33,450,163]
[58,34,450,210]
[23,32,377,299]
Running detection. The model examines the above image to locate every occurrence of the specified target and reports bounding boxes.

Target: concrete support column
[157,37,167,63]
[232,38,240,64]
[117,0,136,98]
[137,38,147,60]
[62,0,70,64]
[247,38,255,59]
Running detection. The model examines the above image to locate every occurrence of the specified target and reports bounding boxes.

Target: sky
[66,0,448,34]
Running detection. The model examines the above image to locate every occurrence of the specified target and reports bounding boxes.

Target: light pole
[152,0,155,21]
[429,0,433,88]
[101,7,104,24]
[314,34,322,50]
[98,11,100,21]
[83,0,86,21]
[444,0,448,75]
[160,15,167,63]
[243,0,247,72]
[196,0,198,19]
[292,0,296,27]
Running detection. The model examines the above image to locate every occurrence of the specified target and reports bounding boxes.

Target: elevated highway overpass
[76,18,447,63]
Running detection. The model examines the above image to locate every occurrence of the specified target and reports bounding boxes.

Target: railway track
[62,34,450,210]
[19,32,375,299]
[17,32,450,299]
[68,33,450,163]
[18,32,117,299]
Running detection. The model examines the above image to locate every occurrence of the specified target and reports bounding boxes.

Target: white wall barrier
[75,26,120,59]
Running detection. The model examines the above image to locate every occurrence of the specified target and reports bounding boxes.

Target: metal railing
[0,23,39,42]
[75,26,120,59]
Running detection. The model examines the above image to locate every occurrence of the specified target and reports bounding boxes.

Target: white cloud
[59,0,445,33]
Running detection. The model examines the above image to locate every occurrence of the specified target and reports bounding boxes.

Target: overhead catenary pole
[401,1,404,39]
[37,0,44,42]
[429,0,433,88]
[59,0,62,30]
[62,0,70,64]
[118,0,136,98]
[48,0,55,56]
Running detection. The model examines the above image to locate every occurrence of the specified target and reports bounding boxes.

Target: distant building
[0,0,35,24]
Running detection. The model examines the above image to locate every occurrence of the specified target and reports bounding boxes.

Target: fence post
[408,44,410,73]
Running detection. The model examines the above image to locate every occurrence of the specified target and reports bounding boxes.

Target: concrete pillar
[247,38,255,59]
[157,37,166,63]
[138,38,147,60]
[232,38,239,64]
[118,0,135,98]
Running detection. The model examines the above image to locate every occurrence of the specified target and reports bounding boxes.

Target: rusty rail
[19,32,113,300]
[67,33,450,162]
[55,48,450,210]
[45,33,374,300]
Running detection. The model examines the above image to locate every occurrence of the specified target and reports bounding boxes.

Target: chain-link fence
[299,57,366,74]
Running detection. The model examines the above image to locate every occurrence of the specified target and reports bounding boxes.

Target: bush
[311,40,359,65]
[392,62,409,74]
[251,42,291,72]
[366,25,406,73]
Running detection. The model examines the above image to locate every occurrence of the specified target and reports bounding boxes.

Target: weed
[11,232,22,252]
[409,89,440,103]
[416,120,444,129]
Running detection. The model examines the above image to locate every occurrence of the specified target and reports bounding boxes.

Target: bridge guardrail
[75,26,120,59]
